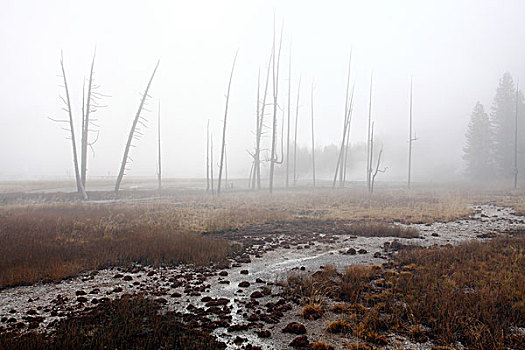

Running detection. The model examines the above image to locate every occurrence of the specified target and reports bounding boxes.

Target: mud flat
[0,204,522,349]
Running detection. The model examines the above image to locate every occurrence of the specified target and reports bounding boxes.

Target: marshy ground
[0,183,524,349]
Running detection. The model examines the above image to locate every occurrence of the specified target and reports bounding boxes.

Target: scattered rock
[256,329,271,338]
[240,270,249,275]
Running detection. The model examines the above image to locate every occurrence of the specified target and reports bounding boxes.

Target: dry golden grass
[0,204,237,288]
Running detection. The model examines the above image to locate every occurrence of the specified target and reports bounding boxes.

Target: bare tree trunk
[369,122,374,192]
[293,77,301,187]
[269,20,283,194]
[366,73,373,190]
[515,80,519,189]
[115,60,160,192]
[81,50,96,189]
[251,69,261,190]
[371,147,384,194]
[224,147,228,190]
[332,54,352,188]
[157,100,162,192]
[59,53,87,200]
[286,48,291,188]
[217,52,238,196]
[408,78,414,189]
[311,82,316,188]
[254,53,273,190]
[210,134,214,195]
[206,120,210,192]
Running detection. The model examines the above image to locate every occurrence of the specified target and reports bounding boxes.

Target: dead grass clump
[0,205,237,288]
[311,341,335,350]
[340,266,379,302]
[326,319,353,334]
[302,303,324,320]
[0,294,226,349]
[345,222,419,238]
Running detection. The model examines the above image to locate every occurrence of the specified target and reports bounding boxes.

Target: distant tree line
[464,72,524,183]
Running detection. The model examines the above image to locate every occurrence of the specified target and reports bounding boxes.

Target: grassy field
[0,188,473,288]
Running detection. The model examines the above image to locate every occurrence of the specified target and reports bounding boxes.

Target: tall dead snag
[269,20,284,193]
[332,53,353,189]
[157,100,162,192]
[310,82,316,188]
[293,77,301,186]
[342,85,356,185]
[210,134,214,195]
[407,78,417,189]
[81,50,101,189]
[206,120,210,192]
[366,73,373,190]
[286,48,292,188]
[217,51,238,196]
[115,60,160,192]
[54,52,87,200]
[514,80,520,189]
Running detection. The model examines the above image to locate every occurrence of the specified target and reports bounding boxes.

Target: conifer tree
[464,102,494,180]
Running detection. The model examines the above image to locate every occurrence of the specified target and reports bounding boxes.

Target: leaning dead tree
[269,21,284,193]
[53,52,88,200]
[293,77,301,186]
[210,134,215,194]
[115,60,160,192]
[332,53,354,189]
[216,52,238,196]
[310,82,316,188]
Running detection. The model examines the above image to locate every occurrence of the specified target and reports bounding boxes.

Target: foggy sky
[1,0,524,182]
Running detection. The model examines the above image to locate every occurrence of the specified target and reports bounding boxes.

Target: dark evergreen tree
[464,102,494,180]
[490,72,516,178]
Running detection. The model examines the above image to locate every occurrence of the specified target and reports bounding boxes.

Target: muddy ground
[0,204,523,349]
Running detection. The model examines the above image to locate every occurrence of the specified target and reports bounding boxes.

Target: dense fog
[1,0,524,184]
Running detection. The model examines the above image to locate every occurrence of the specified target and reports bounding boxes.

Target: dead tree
[52,52,87,199]
[115,60,160,192]
[310,82,316,188]
[293,77,301,186]
[157,100,162,192]
[369,123,387,194]
[366,73,373,190]
[269,20,284,193]
[514,80,520,189]
[286,47,292,188]
[343,85,356,185]
[407,78,417,189]
[332,54,353,188]
[81,50,100,189]
[253,53,273,190]
[217,51,238,196]
[206,120,210,192]
[210,134,215,194]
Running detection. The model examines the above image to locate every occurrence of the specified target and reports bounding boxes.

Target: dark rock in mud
[250,291,264,299]
[290,335,309,348]
[240,269,249,275]
[282,322,307,334]
[123,275,133,281]
[76,296,88,303]
[218,280,230,284]
[255,278,266,283]
[227,323,250,332]
[239,281,250,288]
[373,252,382,258]
[358,248,368,254]
[219,270,228,276]
[75,290,86,296]
[171,292,182,297]
[113,273,123,279]
[257,329,271,338]
[346,248,357,255]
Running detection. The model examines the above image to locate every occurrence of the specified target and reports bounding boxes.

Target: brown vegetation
[286,237,525,349]
[0,205,237,288]
[0,294,226,349]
